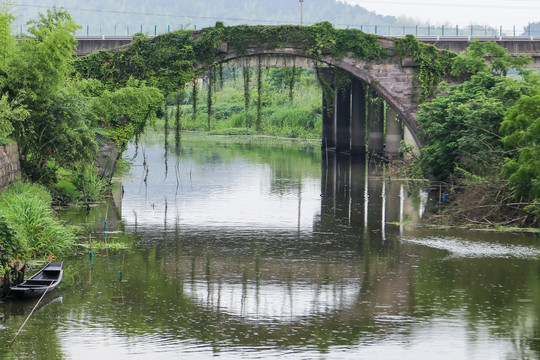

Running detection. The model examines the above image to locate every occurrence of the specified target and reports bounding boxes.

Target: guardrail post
[456,25,458,36]
[86,25,89,35]
[442,25,444,36]
[500,25,502,37]
[415,25,418,36]
[428,25,430,36]
[513,25,515,37]
[375,25,377,34]
[154,25,157,35]
[470,25,473,37]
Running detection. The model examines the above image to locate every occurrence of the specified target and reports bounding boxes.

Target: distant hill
[12,0,422,35]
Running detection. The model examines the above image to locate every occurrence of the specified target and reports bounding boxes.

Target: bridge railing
[16,23,540,38]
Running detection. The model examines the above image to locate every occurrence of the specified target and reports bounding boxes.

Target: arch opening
[196,52,422,157]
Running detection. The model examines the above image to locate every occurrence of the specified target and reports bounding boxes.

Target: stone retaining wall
[0,143,22,192]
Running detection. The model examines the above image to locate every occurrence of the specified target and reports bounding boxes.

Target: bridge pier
[321,75,407,160]
[321,69,336,150]
[385,105,402,159]
[351,78,367,156]
[368,92,384,156]
[335,81,351,153]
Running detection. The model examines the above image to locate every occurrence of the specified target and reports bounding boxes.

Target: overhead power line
[13,3,295,25]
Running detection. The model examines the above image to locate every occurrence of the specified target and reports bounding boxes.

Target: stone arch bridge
[75,30,539,157]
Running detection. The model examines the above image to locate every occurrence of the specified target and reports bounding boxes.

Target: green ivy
[393,35,456,102]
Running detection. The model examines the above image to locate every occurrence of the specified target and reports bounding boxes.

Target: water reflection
[1,134,539,359]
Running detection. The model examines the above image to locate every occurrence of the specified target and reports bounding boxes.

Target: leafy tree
[416,73,524,180]
[500,92,540,202]
[451,40,530,78]
[0,8,100,181]
[0,94,28,143]
[416,41,533,181]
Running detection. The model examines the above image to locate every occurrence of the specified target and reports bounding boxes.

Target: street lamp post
[299,0,304,25]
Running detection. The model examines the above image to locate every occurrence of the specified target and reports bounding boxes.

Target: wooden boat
[10,262,63,300]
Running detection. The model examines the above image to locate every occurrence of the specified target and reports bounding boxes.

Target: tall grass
[163,68,322,139]
[0,182,76,262]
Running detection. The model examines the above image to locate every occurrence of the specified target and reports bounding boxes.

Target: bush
[71,163,108,204]
[0,182,76,261]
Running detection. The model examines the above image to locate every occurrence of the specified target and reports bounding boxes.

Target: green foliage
[70,163,109,204]
[0,8,100,182]
[209,128,253,136]
[88,78,164,148]
[0,94,27,142]
[500,93,540,202]
[416,72,524,180]
[9,8,80,114]
[171,66,321,138]
[0,10,16,73]
[0,182,76,261]
[451,40,531,78]
[393,35,456,102]
[414,40,539,225]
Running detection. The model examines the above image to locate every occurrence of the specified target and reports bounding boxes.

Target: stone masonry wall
[0,143,22,192]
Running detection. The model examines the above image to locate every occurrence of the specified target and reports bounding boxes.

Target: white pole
[299,0,304,25]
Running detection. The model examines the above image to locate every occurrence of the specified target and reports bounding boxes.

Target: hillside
[12,0,421,35]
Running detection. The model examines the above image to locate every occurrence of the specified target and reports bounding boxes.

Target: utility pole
[299,0,304,25]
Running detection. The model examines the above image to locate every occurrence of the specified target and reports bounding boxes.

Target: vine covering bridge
[74,24,539,157]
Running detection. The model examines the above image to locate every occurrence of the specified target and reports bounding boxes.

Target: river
[1,132,539,359]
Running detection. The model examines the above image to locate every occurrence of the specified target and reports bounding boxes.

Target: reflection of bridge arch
[195,44,422,154]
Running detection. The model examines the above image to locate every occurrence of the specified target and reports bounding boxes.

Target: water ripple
[402,236,540,259]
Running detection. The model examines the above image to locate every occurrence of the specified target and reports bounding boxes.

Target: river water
[1,132,539,359]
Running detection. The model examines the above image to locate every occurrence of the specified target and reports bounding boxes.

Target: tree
[416,73,524,180]
[500,92,540,202]
[2,8,98,181]
[451,40,530,78]
[416,41,532,181]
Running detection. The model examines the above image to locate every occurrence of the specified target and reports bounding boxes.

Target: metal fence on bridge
[15,23,540,38]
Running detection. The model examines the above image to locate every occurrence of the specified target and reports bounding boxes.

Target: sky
[342,0,538,30]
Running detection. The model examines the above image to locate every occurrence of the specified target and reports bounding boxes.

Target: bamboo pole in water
[9,287,50,349]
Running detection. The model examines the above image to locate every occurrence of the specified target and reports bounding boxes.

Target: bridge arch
[76,25,457,154]
[196,47,422,152]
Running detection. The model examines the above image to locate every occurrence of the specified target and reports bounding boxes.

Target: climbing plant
[289,60,296,102]
[393,35,456,102]
[192,80,198,122]
[243,65,251,128]
[175,91,183,149]
[207,68,214,130]
[256,59,263,132]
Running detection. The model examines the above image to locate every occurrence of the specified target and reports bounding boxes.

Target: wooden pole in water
[9,287,49,349]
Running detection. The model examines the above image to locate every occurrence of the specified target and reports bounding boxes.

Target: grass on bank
[159,68,323,139]
[0,182,77,264]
